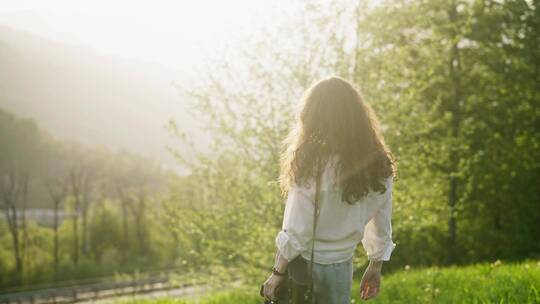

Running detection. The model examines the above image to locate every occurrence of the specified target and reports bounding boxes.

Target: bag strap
[308,161,323,293]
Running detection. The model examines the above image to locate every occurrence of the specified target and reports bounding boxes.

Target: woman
[262,76,397,303]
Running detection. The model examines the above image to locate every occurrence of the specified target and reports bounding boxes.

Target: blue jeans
[312,258,353,304]
[280,258,353,304]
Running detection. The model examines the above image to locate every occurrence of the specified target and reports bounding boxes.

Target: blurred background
[0,0,539,303]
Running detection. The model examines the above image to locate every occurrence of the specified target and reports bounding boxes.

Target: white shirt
[275,154,396,264]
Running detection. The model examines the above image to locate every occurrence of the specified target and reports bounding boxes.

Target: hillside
[0,26,205,173]
[124,260,540,304]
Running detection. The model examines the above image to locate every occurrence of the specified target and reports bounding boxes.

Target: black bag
[260,166,322,304]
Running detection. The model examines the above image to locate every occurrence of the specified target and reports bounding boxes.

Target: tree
[0,170,29,280]
[45,174,69,276]
[68,164,93,265]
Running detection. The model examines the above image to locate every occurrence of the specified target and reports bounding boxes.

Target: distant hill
[0,26,205,173]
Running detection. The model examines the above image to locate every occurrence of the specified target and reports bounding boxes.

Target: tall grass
[123,260,540,304]
[360,260,540,304]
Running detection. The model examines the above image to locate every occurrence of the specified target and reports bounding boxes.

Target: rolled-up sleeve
[361,177,396,261]
[275,181,315,262]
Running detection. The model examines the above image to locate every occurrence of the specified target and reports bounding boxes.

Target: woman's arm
[367,260,383,271]
[263,181,316,301]
[359,177,395,300]
[262,251,289,301]
[273,251,290,274]
[361,177,395,261]
[360,260,383,300]
[275,181,316,261]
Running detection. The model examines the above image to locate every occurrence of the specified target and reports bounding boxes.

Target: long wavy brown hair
[279,76,397,204]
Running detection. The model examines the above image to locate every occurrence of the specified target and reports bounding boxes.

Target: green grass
[122,260,540,304]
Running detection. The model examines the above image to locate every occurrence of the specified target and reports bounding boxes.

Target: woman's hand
[263,273,286,301]
[360,261,383,300]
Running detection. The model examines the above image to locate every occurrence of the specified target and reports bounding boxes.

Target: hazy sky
[0,0,278,69]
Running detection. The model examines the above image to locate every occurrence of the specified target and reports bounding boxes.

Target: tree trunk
[69,166,90,266]
[134,199,147,255]
[128,191,148,256]
[0,171,29,283]
[82,200,89,256]
[72,208,79,265]
[446,0,463,264]
[122,199,129,249]
[20,178,28,276]
[4,207,23,276]
[53,201,59,276]
[46,177,68,278]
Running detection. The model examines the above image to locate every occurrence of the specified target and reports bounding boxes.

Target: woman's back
[277,154,395,265]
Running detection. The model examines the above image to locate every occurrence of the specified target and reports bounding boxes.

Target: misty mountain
[0,26,204,173]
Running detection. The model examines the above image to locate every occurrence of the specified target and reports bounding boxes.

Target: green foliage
[353,0,540,266]
[166,0,540,282]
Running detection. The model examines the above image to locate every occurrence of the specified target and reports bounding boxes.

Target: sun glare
[0,0,274,68]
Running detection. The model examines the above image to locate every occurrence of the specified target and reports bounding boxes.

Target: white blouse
[275,155,396,264]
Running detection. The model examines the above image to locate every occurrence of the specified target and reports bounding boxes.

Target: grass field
[123,260,540,304]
